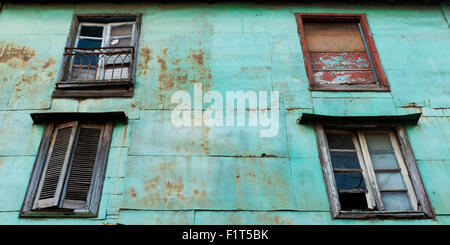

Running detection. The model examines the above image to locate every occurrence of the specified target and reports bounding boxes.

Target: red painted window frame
[295,13,390,91]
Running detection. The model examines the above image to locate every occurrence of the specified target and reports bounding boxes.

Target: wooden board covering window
[304,22,366,52]
[296,14,390,91]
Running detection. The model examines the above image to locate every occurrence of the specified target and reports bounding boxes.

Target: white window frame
[71,21,136,81]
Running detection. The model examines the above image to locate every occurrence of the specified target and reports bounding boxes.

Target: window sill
[52,87,134,98]
[335,211,429,219]
[53,80,134,98]
[20,210,97,218]
[310,83,390,92]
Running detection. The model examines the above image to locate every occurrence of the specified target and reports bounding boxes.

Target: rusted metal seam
[127,154,288,158]
[119,208,330,212]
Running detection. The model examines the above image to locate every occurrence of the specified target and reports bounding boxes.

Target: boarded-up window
[296,14,389,91]
[21,119,114,217]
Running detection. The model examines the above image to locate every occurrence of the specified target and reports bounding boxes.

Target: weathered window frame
[314,123,433,219]
[295,13,390,92]
[20,112,127,218]
[52,13,142,98]
[298,113,434,219]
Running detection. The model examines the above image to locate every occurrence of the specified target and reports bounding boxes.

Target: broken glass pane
[80,26,103,38]
[330,152,361,169]
[381,192,412,211]
[334,172,366,190]
[376,172,406,190]
[326,133,354,149]
[339,192,369,210]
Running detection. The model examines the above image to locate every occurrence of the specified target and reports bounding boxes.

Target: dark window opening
[339,193,370,211]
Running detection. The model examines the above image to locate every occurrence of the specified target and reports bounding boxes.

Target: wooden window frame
[20,118,114,218]
[295,13,390,92]
[315,124,434,219]
[52,13,142,98]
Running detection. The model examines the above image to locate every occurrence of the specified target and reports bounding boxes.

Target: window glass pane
[330,152,360,169]
[109,37,132,47]
[365,133,393,151]
[338,192,369,210]
[376,172,406,190]
[370,152,398,169]
[334,172,366,190]
[80,26,103,38]
[111,24,133,36]
[73,53,99,66]
[326,133,354,149]
[381,192,412,211]
[77,39,102,49]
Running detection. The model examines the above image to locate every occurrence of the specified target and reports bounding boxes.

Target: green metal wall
[0,2,448,225]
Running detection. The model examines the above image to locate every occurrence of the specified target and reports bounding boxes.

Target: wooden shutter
[33,122,78,209]
[62,124,104,210]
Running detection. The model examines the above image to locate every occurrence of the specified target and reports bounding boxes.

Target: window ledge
[310,83,390,92]
[52,87,134,98]
[55,80,133,89]
[336,211,429,219]
[20,210,97,218]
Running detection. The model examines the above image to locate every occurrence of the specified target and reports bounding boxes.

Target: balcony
[56,46,134,89]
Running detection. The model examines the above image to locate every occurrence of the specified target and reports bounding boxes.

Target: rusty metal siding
[0,2,449,225]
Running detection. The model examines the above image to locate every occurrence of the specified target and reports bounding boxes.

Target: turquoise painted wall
[0,2,448,225]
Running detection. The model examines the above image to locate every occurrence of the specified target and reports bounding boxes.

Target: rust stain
[200,126,211,155]
[274,216,280,224]
[144,176,161,192]
[157,48,168,72]
[247,170,256,178]
[140,47,153,65]
[42,58,56,69]
[138,47,153,75]
[157,48,174,91]
[47,72,53,77]
[0,42,36,68]
[130,188,137,198]
[165,177,184,193]
[187,49,205,66]
[156,48,213,94]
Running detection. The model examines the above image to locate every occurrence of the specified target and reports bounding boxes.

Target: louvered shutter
[62,124,104,210]
[33,122,78,209]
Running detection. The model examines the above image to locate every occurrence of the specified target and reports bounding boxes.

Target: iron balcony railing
[57,46,134,88]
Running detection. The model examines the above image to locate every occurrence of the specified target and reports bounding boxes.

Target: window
[53,14,142,98]
[296,14,389,91]
[21,112,127,217]
[300,113,434,219]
